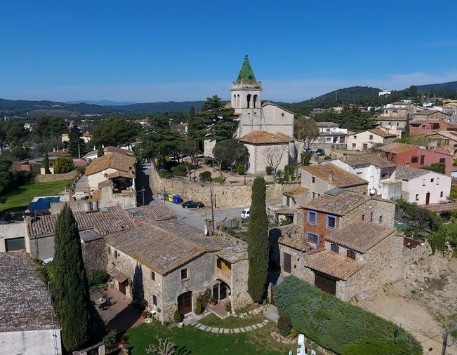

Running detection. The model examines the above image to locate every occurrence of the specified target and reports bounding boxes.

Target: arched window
[247,94,251,108]
[253,95,258,108]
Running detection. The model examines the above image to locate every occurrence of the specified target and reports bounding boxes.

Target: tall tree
[247,177,269,303]
[92,116,140,148]
[295,116,319,148]
[52,204,91,352]
[68,125,85,158]
[43,151,51,174]
[212,139,249,175]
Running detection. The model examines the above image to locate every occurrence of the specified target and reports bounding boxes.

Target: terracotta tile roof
[394,165,430,180]
[367,128,397,138]
[339,154,396,169]
[85,153,136,176]
[302,163,368,188]
[107,224,206,275]
[28,206,136,238]
[216,246,248,263]
[107,171,134,179]
[277,224,311,252]
[326,222,395,253]
[316,122,339,127]
[98,180,112,189]
[304,250,362,280]
[378,142,417,154]
[376,116,408,121]
[0,251,58,331]
[301,190,371,215]
[283,186,309,196]
[240,131,293,144]
[104,146,135,156]
[126,204,176,222]
[425,130,457,141]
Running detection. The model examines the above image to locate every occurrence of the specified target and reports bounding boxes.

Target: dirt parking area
[355,254,457,355]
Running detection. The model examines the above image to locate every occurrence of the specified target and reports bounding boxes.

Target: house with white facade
[380,165,451,205]
[315,122,347,146]
[328,154,396,196]
[346,129,397,151]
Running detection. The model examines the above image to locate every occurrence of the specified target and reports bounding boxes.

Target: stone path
[193,319,269,333]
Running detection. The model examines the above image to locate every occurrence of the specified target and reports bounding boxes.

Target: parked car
[315,148,325,156]
[303,147,314,154]
[241,207,250,219]
[182,200,205,208]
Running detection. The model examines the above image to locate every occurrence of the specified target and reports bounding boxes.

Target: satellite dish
[369,188,376,196]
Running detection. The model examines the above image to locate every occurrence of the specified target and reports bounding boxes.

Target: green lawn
[125,321,292,355]
[444,222,457,234]
[0,180,70,214]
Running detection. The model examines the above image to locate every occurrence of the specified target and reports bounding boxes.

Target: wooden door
[315,272,336,295]
[119,281,126,295]
[178,291,192,315]
[283,253,292,273]
[426,192,430,205]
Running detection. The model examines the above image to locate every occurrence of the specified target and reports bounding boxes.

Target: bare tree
[263,145,288,175]
[146,336,176,355]
[295,115,319,149]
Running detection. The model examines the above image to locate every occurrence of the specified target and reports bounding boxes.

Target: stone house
[346,128,397,151]
[380,165,452,205]
[276,189,402,300]
[0,252,62,355]
[376,101,416,138]
[379,142,456,176]
[425,130,457,156]
[106,219,249,323]
[239,131,293,175]
[301,163,368,199]
[328,154,396,196]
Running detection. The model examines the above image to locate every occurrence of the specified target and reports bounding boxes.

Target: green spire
[236,55,257,82]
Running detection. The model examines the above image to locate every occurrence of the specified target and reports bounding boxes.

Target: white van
[241,207,250,219]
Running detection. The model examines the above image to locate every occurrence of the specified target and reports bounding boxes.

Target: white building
[315,122,347,146]
[346,129,396,151]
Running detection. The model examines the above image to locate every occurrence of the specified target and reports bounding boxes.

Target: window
[354,135,357,139]
[415,194,419,201]
[362,214,365,221]
[151,271,155,281]
[326,215,336,230]
[312,192,316,198]
[369,134,373,140]
[114,250,118,258]
[330,243,339,253]
[307,211,317,225]
[441,191,444,197]
[379,215,383,223]
[307,233,319,245]
[431,178,434,183]
[152,295,157,306]
[422,179,426,186]
[347,249,356,259]
[411,156,419,163]
[312,176,315,183]
[437,178,440,185]
[180,268,188,281]
[352,143,356,148]
[370,212,374,222]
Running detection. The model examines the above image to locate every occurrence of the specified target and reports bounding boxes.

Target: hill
[416,81,457,95]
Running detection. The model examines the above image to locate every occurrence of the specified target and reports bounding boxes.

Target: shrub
[265,166,274,175]
[171,164,188,177]
[196,289,211,309]
[88,269,109,288]
[224,301,231,312]
[277,313,292,336]
[212,176,225,184]
[236,165,246,175]
[324,156,332,161]
[199,171,212,182]
[103,330,118,350]
[274,276,422,354]
[54,157,75,174]
[342,338,422,355]
[283,164,295,181]
[194,299,203,315]
[173,310,183,323]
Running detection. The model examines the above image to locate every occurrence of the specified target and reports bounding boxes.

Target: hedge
[273,276,422,354]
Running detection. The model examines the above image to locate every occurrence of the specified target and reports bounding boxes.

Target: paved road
[153,200,248,232]
[135,163,154,206]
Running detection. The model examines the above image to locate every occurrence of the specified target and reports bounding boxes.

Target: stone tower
[231,55,262,112]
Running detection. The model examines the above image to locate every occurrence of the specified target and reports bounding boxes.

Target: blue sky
[2,0,457,103]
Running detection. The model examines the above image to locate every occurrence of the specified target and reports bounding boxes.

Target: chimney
[328,171,334,183]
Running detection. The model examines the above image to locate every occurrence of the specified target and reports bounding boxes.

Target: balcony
[216,268,231,285]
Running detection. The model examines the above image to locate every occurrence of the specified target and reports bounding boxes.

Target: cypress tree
[97,145,104,157]
[52,204,91,351]
[43,151,51,174]
[247,176,269,303]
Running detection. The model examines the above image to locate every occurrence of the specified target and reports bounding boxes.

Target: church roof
[240,131,293,144]
[236,55,257,82]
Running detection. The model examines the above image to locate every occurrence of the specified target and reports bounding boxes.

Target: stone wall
[35,170,77,183]
[343,198,395,229]
[83,239,107,274]
[231,259,251,309]
[150,164,285,208]
[279,244,314,283]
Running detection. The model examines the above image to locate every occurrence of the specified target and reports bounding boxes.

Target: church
[205,55,295,175]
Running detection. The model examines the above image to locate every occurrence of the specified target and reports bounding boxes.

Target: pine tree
[247,177,269,303]
[97,146,104,157]
[52,204,91,351]
[43,151,51,174]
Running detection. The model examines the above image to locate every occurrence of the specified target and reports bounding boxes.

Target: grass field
[0,180,70,214]
[125,320,291,355]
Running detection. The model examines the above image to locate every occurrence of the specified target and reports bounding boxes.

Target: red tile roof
[240,131,293,144]
[304,250,362,280]
[302,164,368,188]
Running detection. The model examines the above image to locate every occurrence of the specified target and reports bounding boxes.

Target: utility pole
[442,329,449,355]
[210,184,215,234]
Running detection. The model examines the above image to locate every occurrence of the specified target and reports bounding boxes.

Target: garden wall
[149,164,286,208]
[34,170,77,183]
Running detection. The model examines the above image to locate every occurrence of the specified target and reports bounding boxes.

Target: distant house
[346,129,397,151]
[328,154,396,196]
[315,121,347,146]
[301,163,368,198]
[380,165,451,205]
[378,142,456,176]
[239,131,293,175]
[0,252,62,355]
